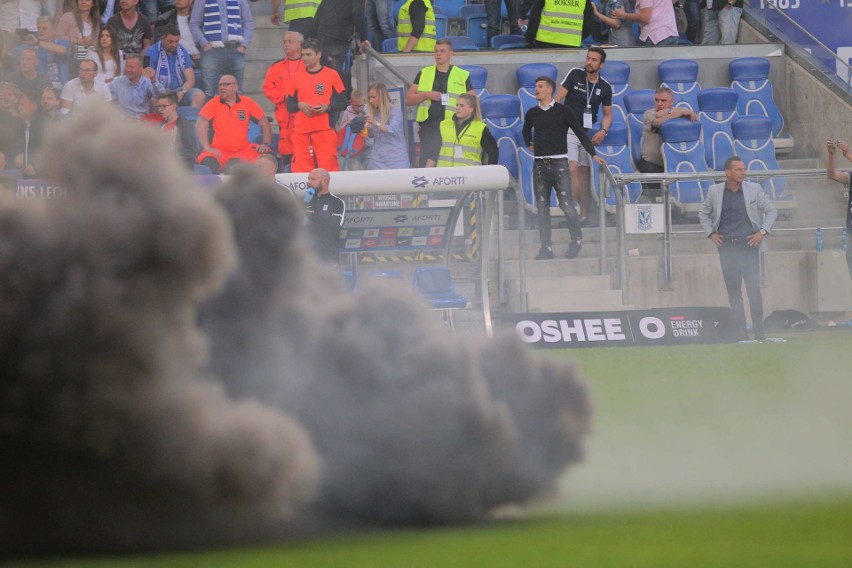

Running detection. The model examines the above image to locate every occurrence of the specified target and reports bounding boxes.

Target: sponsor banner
[9,179,68,200]
[624,203,665,234]
[503,307,732,348]
[340,207,453,252]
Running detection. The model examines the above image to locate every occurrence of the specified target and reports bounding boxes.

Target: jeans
[485,0,521,46]
[533,158,581,248]
[322,42,352,95]
[701,6,742,45]
[684,0,700,43]
[139,0,175,22]
[718,240,764,339]
[366,0,395,48]
[200,46,245,99]
[641,35,679,47]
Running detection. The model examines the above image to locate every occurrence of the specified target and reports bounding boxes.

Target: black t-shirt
[413,66,475,124]
[107,13,153,54]
[306,191,346,264]
[559,67,613,125]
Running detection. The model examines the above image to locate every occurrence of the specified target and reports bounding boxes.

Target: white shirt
[0,0,39,33]
[177,14,200,57]
[60,78,113,111]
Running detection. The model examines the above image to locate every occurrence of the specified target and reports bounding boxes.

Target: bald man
[304,168,345,265]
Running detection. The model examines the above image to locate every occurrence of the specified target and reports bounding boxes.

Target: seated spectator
[614,0,679,47]
[110,53,158,118]
[87,27,124,82]
[107,0,153,54]
[638,85,697,196]
[40,86,62,121]
[702,0,742,46]
[591,0,635,47]
[0,82,24,170]
[156,91,199,168]
[365,82,409,170]
[335,89,370,170]
[11,89,47,177]
[254,153,279,177]
[427,92,497,167]
[143,24,198,105]
[57,0,101,75]
[6,47,52,95]
[60,58,113,113]
[195,74,273,174]
[17,17,69,87]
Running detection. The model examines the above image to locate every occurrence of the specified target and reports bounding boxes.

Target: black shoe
[754,333,766,341]
[566,240,582,259]
[535,246,554,260]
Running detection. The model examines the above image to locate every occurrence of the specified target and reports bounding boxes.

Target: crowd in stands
[0,0,747,180]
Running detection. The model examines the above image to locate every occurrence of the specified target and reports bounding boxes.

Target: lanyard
[455,118,473,145]
[585,77,597,110]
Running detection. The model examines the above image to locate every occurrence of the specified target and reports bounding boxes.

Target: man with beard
[304,167,345,265]
[144,25,197,103]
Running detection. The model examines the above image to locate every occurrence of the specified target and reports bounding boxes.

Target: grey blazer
[698,181,778,249]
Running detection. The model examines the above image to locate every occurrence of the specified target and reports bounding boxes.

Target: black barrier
[503,307,734,348]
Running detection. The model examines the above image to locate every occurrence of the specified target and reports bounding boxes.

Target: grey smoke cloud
[0,111,591,556]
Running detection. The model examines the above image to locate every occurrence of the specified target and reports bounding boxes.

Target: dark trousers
[636,158,664,198]
[718,240,764,339]
[534,158,581,248]
[485,0,521,46]
[417,121,441,168]
[287,17,315,38]
[322,42,352,95]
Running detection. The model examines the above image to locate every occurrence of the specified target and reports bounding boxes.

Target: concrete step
[520,274,614,294]
[526,288,628,313]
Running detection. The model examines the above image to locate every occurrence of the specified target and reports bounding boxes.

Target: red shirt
[287,66,345,134]
[199,95,266,152]
[263,57,304,126]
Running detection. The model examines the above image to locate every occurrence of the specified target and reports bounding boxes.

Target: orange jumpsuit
[286,66,345,173]
[262,57,304,158]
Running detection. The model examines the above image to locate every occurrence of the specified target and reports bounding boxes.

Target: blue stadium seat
[491,34,525,49]
[382,38,399,52]
[461,64,488,98]
[729,57,791,151]
[392,0,405,20]
[193,164,214,175]
[480,93,524,145]
[177,106,200,121]
[698,87,738,170]
[496,136,519,180]
[732,116,793,209]
[444,35,479,51]
[435,0,464,18]
[517,62,557,117]
[658,59,701,113]
[517,146,558,210]
[435,13,448,39]
[341,269,356,292]
[413,267,467,330]
[660,120,713,212]
[459,4,487,47]
[623,89,655,169]
[600,60,631,124]
[589,123,642,212]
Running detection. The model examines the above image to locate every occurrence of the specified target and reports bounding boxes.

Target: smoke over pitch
[0,111,591,555]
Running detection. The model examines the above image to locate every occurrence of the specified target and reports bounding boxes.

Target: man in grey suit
[699,156,778,341]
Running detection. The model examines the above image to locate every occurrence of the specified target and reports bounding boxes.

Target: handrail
[611,168,825,183]
[361,44,414,89]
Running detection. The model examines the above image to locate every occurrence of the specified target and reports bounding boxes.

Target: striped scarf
[155,42,189,91]
[202,0,243,42]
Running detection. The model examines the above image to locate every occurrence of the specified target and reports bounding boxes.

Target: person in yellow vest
[404,38,474,168]
[270,0,320,37]
[428,93,498,167]
[397,0,436,53]
[518,0,595,48]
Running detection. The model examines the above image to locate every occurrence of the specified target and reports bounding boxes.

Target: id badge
[454,145,463,158]
[583,111,593,129]
[440,93,450,106]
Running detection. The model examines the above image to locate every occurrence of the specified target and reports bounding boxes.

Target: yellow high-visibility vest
[437,118,486,167]
[415,65,470,123]
[535,0,585,47]
[397,0,436,52]
[284,0,320,22]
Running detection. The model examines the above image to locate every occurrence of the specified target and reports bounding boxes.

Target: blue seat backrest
[729,57,785,137]
[413,266,456,296]
[445,35,478,50]
[517,146,558,207]
[491,34,525,49]
[732,116,786,198]
[177,106,200,121]
[481,94,524,145]
[600,60,631,124]
[435,0,465,18]
[435,14,447,39]
[698,87,738,170]
[459,4,487,45]
[460,65,488,98]
[589,123,642,207]
[496,136,519,179]
[517,62,557,117]
[624,89,655,168]
[658,59,701,113]
[382,37,399,52]
[660,120,711,206]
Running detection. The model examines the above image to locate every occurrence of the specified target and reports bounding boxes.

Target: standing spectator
[405,39,473,167]
[699,156,777,342]
[312,0,370,94]
[614,0,679,47]
[1,0,40,44]
[57,0,101,76]
[683,0,700,43]
[335,89,370,170]
[285,39,346,173]
[157,91,198,167]
[591,0,635,47]
[86,26,123,81]
[154,0,200,67]
[107,0,153,54]
[100,0,121,23]
[485,0,521,49]
[262,29,303,169]
[139,0,174,27]
[638,86,697,197]
[0,81,23,170]
[304,167,345,266]
[11,89,45,177]
[190,0,252,100]
[60,58,112,113]
[143,25,196,102]
[270,0,318,38]
[18,17,68,86]
[110,53,158,117]
[430,93,497,167]
[397,0,435,53]
[702,0,742,46]
[826,139,852,279]
[195,74,272,173]
[366,0,395,50]
[365,82,409,169]
[555,46,613,225]
[522,76,604,260]
[7,47,51,94]
[40,85,61,120]
[518,0,594,49]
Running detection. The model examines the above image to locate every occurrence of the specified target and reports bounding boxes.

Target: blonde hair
[368,82,392,126]
[456,93,481,122]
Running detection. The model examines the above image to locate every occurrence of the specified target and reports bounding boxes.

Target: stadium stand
[459,4,488,47]
[491,34,526,50]
[658,59,702,113]
[732,115,795,212]
[623,89,655,169]
[480,93,524,145]
[660,120,713,213]
[461,65,489,97]
[600,60,631,124]
[444,35,479,51]
[589,123,642,212]
[728,56,793,151]
[697,87,738,171]
[516,62,558,116]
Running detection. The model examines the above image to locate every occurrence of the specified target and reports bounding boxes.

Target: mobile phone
[142,55,150,68]
[15,28,31,38]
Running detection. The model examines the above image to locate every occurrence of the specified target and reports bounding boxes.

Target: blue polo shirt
[145,42,192,91]
[110,75,158,118]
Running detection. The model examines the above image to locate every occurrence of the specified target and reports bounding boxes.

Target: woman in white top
[86,26,123,83]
